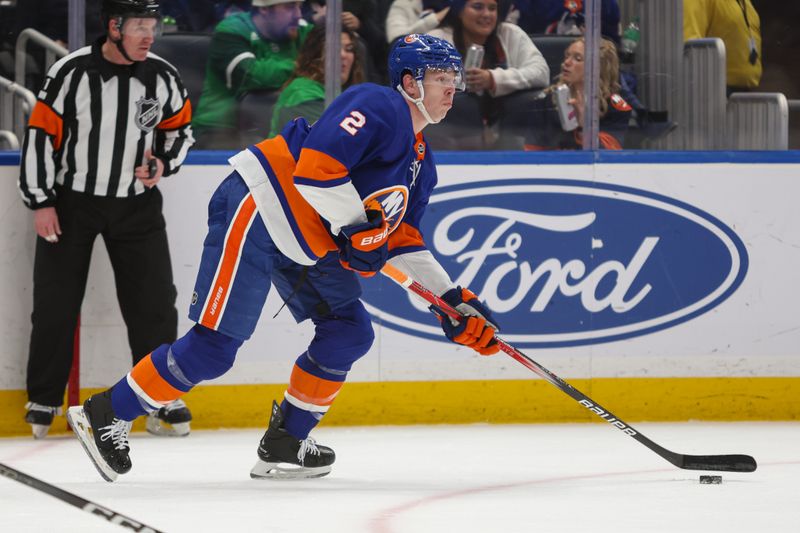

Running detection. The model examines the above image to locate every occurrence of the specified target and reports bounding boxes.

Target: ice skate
[145,398,192,437]
[24,402,62,439]
[66,390,132,482]
[250,401,335,480]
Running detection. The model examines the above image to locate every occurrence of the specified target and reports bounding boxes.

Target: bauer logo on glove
[357,228,388,247]
[337,206,389,277]
[433,287,501,356]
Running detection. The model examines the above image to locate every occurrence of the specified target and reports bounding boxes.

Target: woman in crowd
[525,36,631,150]
[304,0,386,81]
[269,27,366,136]
[385,0,451,44]
[427,0,549,148]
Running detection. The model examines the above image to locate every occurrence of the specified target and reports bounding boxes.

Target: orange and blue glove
[433,287,500,355]
[337,207,389,277]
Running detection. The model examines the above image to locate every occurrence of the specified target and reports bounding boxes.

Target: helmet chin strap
[110,20,136,63]
[397,80,440,125]
[113,37,136,62]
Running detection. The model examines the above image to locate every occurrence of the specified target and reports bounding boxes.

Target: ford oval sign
[361,179,749,347]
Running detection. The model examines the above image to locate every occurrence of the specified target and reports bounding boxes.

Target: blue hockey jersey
[228,83,437,266]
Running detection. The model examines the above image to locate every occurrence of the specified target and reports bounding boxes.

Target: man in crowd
[192,0,311,148]
[684,0,762,94]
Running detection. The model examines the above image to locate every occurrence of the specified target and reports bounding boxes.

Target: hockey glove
[338,208,389,277]
[433,287,500,356]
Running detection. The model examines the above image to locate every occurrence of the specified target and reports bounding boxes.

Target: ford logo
[362,179,749,347]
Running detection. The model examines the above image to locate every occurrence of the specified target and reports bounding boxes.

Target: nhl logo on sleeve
[135,96,161,132]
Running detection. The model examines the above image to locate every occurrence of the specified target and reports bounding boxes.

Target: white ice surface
[0,422,798,532]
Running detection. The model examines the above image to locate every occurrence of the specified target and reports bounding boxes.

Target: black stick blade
[679,454,757,472]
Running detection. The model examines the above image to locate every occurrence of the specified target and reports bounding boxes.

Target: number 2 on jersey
[339,111,366,135]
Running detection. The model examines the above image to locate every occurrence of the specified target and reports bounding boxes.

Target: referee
[18,0,194,439]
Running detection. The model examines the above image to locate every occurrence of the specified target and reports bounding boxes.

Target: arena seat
[531,35,574,81]
[150,32,212,113]
[236,89,281,146]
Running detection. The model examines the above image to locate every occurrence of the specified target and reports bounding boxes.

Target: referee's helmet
[102,0,161,28]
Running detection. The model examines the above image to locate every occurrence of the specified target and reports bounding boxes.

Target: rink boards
[1,151,799,435]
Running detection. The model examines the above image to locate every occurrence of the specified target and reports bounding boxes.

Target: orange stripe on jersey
[129,354,183,405]
[28,101,64,150]
[287,365,344,407]
[253,137,337,258]
[200,194,258,330]
[388,221,425,251]
[294,147,349,183]
[157,100,192,130]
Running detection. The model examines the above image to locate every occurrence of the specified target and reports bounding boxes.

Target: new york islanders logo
[135,96,160,132]
[362,186,409,234]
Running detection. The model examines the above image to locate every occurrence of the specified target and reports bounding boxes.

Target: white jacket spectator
[430,22,549,97]
[386,0,448,43]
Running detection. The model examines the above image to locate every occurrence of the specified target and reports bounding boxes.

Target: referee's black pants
[27,186,178,407]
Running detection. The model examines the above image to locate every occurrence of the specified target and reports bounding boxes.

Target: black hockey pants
[26,186,178,407]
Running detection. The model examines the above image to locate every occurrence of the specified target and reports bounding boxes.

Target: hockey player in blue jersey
[68,33,502,481]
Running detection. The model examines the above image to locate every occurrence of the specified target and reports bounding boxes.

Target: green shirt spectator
[269,28,365,137]
[270,77,325,137]
[193,0,312,147]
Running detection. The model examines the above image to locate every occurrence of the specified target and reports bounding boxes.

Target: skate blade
[66,407,118,483]
[29,424,50,440]
[249,459,332,480]
[145,415,190,437]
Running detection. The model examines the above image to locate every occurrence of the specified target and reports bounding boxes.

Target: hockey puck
[699,475,722,484]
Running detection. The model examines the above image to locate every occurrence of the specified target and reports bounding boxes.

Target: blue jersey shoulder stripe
[294,176,351,188]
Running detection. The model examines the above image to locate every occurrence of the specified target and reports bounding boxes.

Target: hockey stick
[379,263,757,473]
[0,462,164,532]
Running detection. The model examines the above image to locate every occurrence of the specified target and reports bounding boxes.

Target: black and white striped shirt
[19,38,194,209]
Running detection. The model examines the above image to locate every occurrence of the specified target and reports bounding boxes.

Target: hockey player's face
[561,41,585,85]
[421,70,457,122]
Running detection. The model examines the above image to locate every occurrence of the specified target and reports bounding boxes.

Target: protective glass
[120,17,163,39]
[422,66,466,92]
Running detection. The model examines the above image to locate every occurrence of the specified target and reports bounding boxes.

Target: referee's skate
[146,398,193,437]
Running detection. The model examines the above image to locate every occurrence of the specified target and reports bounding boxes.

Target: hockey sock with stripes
[281,351,347,439]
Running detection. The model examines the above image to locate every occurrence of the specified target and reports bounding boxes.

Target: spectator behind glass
[427,0,550,149]
[305,0,387,81]
[684,0,762,94]
[525,37,631,150]
[269,27,365,136]
[385,0,451,44]
[192,0,311,149]
[510,0,620,44]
